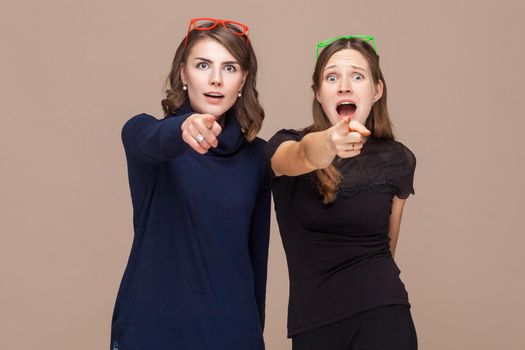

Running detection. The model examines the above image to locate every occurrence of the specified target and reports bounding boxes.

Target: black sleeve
[264,129,303,177]
[121,113,193,164]
[396,144,416,199]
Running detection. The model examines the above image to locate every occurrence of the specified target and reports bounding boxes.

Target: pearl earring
[182,84,187,91]
[238,91,242,98]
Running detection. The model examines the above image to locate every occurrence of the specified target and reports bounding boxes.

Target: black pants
[292,305,417,350]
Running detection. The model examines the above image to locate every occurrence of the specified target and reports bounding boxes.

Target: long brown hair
[161,22,264,141]
[306,38,395,203]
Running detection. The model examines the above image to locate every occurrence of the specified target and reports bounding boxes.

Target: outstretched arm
[270,118,370,177]
[122,113,222,163]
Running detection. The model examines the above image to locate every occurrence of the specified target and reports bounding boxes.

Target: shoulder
[393,140,416,167]
[126,113,158,124]
[121,113,155,141]
[268,129,304,143]
[384,139,416,172]
[373,139,415,160]
[266,128,304,151]
[242,136,267,154]
[264,129,305,161]
[364,139,416,176]
[242,136,268,162]
[250,136,267,148]
[236,137,269,171]
[122,113,157,131]
[242,137,272,183]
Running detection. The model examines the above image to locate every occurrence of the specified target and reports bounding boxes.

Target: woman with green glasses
[110,18,270,350]
[266,36,417,349]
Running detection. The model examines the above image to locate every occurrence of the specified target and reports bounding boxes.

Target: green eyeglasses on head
[315,35,378,60]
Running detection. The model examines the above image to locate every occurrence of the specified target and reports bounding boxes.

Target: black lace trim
[338,180,398,198]
[339,160,399,198]
[305,151,405,199]
[305,172,399,199]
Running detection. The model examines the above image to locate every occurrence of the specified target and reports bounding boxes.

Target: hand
[181,114,222,155]
[328,117,371,158]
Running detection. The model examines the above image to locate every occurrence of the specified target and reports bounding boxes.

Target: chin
[203,105,227,117]
[328,116,340,126]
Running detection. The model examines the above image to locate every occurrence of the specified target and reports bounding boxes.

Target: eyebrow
[324,64,366,72]
[193,57,240,65]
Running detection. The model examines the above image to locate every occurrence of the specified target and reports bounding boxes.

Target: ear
[180,63,186,84]
[240,71,248,90]
[374,80,384,102]
[315,90,322,105]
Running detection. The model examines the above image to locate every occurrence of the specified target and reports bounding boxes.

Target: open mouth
[204,92,224,99]
[336,102,357,119]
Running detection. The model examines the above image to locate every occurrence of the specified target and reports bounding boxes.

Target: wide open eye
[224,64,237,73]
[353,73,364,81]
[327,74,337,82]
[197,62,209,70]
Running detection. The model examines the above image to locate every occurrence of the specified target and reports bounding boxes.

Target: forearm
[272,128,336,177]
[301,128,337,170]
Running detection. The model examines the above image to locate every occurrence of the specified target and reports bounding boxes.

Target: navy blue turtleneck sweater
[111,104,270,350]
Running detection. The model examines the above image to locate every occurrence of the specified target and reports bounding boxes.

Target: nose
[338,77,352,94]
[209,67,223,87]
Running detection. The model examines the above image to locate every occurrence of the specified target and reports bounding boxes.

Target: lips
[203,91,225,105]
[336,101,357,119]
[204,92,224,99]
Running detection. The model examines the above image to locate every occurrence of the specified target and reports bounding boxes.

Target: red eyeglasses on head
[184,17,250,48]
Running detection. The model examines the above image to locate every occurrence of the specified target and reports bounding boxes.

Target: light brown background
[1,0,524,349]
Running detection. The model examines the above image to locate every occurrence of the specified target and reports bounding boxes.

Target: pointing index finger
[335,117,351,134]
[349,120,371,136]
[203,114,216,129]
[210,122,222,137]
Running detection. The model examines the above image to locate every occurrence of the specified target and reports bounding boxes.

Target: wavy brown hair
[306,38,395,203]
[161,21,264,141]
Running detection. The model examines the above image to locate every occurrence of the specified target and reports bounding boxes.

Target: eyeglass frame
[184,17,250,48]
[315,35,378,60]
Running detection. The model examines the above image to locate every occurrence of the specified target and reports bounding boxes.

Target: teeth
[338,102,355,106]
[206,93,223,97]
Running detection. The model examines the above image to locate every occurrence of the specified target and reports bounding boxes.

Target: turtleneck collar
[171,102,245,157]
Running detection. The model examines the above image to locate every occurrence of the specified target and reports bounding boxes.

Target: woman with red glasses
[110,18,269,350]
[266,37,417,349]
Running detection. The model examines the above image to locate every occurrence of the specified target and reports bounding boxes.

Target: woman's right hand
[181,114,223,155]
[328,116,371,158]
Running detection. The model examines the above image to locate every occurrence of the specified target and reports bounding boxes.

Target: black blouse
[265,129,416,337]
